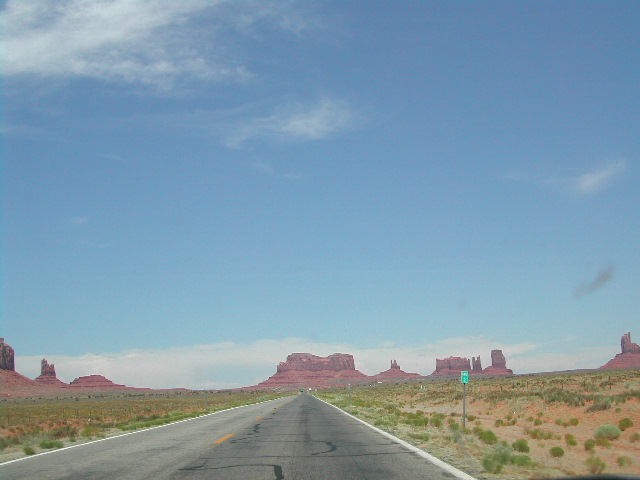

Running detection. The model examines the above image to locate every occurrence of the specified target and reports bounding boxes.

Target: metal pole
[463,383,467,428]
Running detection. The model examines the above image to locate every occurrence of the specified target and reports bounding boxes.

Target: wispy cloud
[69,216,90,225]
[227,98,357,146]
[1,0,309,92]
[16,336,547,390]
[569,160,627,196]
[549,160,628,197]
[575,264,615,298]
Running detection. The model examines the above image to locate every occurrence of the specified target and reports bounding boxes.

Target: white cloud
[14,335,614,391]
[565,160,627,196]
[1,0,306,91]
[227,98,357,146]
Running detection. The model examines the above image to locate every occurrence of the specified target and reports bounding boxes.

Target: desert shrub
[527,428,555,440]
[584,439,596,451]
[429,417,443,428]
[568,417,579,426]
[478,429,499,445]
[510,454,533,467]
[494,419,504,427]
[39,440,63,449]
[587,396,612,412]
[23,446,36,456]
[630,432,640,443]
[82,425,102,437]
[594,424,622,440]
[618,417,634,431]
[595,437,611,447]
[466,414,477,421]
[554,418,564,426]
[550,446,565,457]
[585,456,606,475]
[543,388,585,407]
[533,418,543,426]
[512,439,530,453]
[408,432,430,442]
[448,422,460,432]
[0,436,21,450]
[482,444,512,474]
[617,456,632,467]
[52,425,78,439]
[564,434,577,446]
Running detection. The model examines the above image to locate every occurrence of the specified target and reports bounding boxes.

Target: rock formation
[372,360,421,381]
[472,356,482,372]
[621,332,640,354]
[69,375,127,389]
[482,349,513,375]
[276,353,358,373]
[431,356,471,375]
[601,332,640,370]
[0,338,15,371]
[256,353,368,388]
[35,358,68,387]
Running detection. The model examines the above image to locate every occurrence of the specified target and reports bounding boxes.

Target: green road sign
[461,371,469,384]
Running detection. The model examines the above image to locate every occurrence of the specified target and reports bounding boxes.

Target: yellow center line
[214,433,235,444]
[255,416,263,420]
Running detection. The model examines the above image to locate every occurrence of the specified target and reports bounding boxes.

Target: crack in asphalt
[178,463,284,479]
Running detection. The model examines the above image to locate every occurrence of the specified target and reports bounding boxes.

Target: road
[1,394,471,479]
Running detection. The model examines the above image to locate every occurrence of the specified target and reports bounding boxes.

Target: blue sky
[2,1,639,389]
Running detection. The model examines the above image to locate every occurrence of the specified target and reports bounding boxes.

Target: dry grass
[0,389,284,463]
[317,369,640,479]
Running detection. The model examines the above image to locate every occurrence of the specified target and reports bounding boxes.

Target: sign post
[461,371,469,428]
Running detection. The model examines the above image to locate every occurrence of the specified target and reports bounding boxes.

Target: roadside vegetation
[316,369,640,479]
[0,389,285,462]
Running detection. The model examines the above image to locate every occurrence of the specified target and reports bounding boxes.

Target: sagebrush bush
[587,396,612,412]
[549,446,565,458]
[482,444,512,474]
[510,454,533,467]
[564,433,577,446]
[585,456,606,475]
[616,456,632,467]
[478,429,499,445]
[23,446,36,456]
[39,440,63,449]
[584,439,595,451]
[594,424,622,440]
[429,417,443,428]
[618,417,633,431]
[512,439,530,453]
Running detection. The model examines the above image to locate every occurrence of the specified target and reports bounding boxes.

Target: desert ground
[317,369,640,479]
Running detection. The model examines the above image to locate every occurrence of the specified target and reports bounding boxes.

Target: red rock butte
[432,356,471,375]
[432,350,512,376]
[482,349,513,375]
[0,338,16,372]
[35,358,67,387]
[256,353,368,388]
[600,332,640,369]
[372,360,421,380]
[69,375,128,389]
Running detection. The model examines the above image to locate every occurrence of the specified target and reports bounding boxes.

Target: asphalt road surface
[1,394,471,480]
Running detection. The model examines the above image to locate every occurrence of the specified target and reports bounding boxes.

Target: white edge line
[316,396,479,480]
[0,396,287,467]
